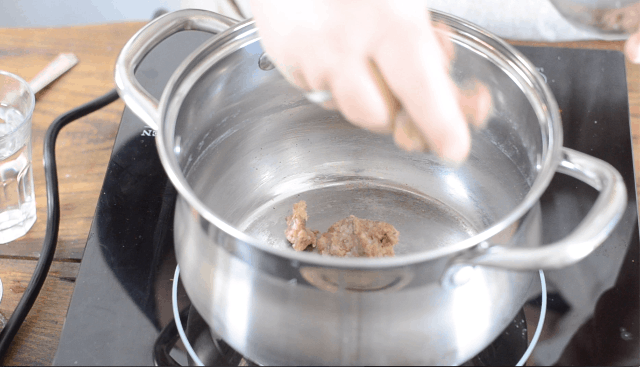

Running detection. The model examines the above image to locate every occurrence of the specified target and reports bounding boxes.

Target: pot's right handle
[458,147,627,271]
[114,9,237,130]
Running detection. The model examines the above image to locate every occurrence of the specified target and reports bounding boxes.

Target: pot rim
[155,11,563,269]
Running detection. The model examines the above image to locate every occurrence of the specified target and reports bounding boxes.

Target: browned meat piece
[285,201,318,251]
[316,215,399,257]
[285,201,399,258]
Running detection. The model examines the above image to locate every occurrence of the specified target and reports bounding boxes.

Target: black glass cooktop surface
[52,32,639,366]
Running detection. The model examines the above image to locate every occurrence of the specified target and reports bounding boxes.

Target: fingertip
[392,109,429,151]
[331,60,397,134]
[393,109,471,164]
[374,25,471,163]
[333,89,392,133]
[436,124,471,165]
[625,31,640,63]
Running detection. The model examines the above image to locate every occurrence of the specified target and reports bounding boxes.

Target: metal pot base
[180,303,529,366]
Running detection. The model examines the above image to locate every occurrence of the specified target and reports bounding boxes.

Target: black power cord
[153,306,189,366]
[0,89,120,360]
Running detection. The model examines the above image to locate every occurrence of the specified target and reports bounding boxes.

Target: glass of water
[0,71,36,244]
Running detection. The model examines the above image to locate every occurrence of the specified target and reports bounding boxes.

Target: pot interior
[168,24,554,257]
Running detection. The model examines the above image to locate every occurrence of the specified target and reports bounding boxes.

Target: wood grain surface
[0,22,145,366]
[0,22,638,366]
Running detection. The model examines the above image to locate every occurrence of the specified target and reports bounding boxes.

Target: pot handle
[459,147,627,270]
[114,9,237,130]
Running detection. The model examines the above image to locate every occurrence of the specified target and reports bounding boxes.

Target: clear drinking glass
[549,0,640,38]
[0,71,36,244]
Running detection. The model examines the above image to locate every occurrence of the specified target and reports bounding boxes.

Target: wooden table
[0,22,638,366]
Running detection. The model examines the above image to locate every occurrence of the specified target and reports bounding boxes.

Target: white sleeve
[180,0,620,42]
[428,0,622,41]
[180,0,252,20]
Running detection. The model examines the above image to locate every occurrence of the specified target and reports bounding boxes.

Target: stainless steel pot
[115,9,627,365]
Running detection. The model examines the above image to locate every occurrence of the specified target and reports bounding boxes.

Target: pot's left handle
[114,9,237,130]
[451,147,627,272]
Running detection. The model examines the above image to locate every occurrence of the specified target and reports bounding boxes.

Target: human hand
[250,0,491,163]
[622,3,640,62]
[577,1,640,63]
